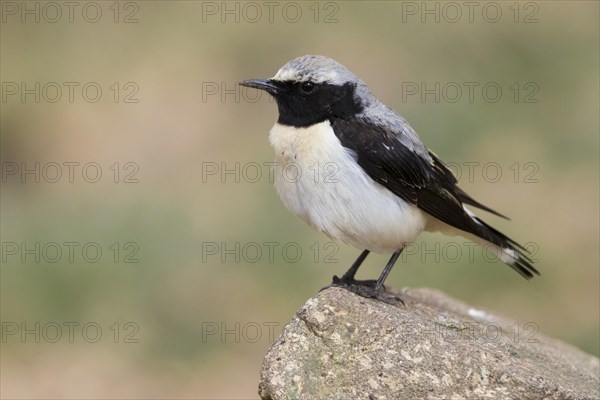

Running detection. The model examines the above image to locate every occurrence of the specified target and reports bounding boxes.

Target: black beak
[239,79,279,95]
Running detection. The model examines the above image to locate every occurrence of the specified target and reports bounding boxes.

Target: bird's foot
[320,275,374,293]
[331,274,377,288]
[323,275,404,306]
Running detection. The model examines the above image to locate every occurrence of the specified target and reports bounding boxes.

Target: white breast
[269,121,427,253]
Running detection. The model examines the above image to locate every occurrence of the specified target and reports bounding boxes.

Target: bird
[240,55,539,301]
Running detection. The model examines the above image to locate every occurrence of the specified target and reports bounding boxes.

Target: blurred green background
[1,1,598,398]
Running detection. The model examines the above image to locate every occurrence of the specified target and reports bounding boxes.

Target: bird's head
[240,55,371,127]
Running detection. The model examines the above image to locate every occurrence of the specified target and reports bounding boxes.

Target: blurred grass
[1,1,599,398]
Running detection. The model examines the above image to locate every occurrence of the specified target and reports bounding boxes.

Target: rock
[258,287,599,400]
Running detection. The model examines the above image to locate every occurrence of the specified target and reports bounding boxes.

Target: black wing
[428,151,509,220]
[332,117,538,278]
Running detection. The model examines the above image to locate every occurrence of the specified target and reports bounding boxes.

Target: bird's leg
[324,248,406,305]
[331,250,371,286]
[353,248,405,304]
[373,250,402,292]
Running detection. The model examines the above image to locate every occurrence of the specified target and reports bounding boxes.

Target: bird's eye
[301,81,315,93]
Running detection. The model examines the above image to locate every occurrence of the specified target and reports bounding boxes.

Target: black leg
[323,247,405,304]
[373,250,403,292]
[334,247,405,304]
[321,250,371,292]
[333,249,370,284]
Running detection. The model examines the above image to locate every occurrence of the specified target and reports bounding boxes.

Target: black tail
[470,216,540,279]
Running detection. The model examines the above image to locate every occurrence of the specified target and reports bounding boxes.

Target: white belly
[269,121,427,253]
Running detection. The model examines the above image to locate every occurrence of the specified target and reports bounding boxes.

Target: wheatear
[240,55,538,300]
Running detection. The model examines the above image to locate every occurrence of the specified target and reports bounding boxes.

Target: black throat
[272,81,364,127]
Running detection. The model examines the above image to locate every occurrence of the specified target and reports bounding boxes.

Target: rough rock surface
[259,287,599,400]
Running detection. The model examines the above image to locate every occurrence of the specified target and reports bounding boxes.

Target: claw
[325,276,405,306]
